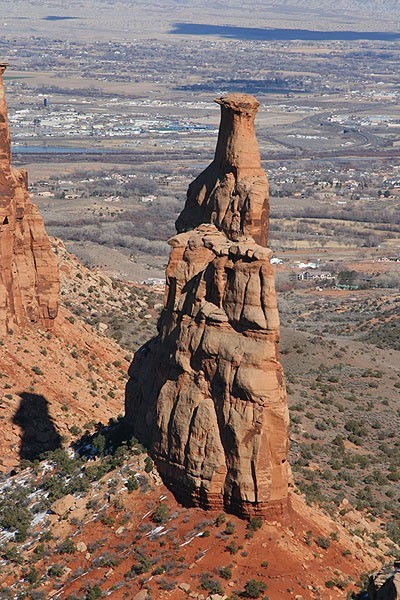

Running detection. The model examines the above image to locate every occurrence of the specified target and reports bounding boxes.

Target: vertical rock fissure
[251,457,259,504]
[183,403,200,468]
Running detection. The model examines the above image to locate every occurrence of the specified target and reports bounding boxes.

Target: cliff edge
[0,64,59,334]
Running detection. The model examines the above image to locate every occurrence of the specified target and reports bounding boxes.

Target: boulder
[51,494,76,516]
[133,591,151,600]
[76,541,87,553]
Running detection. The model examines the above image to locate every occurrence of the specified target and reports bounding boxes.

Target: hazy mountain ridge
[93,0,400,18]
[1,0,398,41]
[48,0,400,12]
[266,0,398,12]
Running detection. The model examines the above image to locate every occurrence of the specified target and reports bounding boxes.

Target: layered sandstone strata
[126,94,290,518]
[0,64,59,335]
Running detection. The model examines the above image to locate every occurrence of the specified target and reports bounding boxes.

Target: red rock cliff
[0,64,59,335]
[125,94,290,519]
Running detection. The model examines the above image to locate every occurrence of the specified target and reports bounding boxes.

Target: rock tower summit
[0,64,59,335]
[126,94,290,519]
[176,93,270,247]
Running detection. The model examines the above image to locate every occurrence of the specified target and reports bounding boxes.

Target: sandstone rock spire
[0,64,59,335]
[125,94,290,519]
[176,93,270,247]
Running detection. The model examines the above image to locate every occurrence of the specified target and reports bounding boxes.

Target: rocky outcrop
[0,64,59,335]
[125,94,290,519]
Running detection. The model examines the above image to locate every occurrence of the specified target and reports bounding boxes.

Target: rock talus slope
[126,93,290,519]
[0,64,59,335]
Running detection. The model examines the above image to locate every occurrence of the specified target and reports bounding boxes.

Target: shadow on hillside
[72,417,133,459]
[13,393,62,461]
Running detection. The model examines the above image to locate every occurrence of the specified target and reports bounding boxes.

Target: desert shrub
[305,530,313,545]
[152,565,165,575]
[128,553,152,575]
[2,545,23,564]
[33,543,45,559]
[0,481,33,541]
[100,515,115,527]
[0,502,31,540]
[158,579,176,591]
[40,530,53,543]
[200,573,225,594]
[386,520,400,544]
[125,475,139,492]
[95,552,119,568]
[31,366,44,375]
[226,541,239,555]
[215,513,226,526]
[58,538,77,555]
[152,503,169,524]
[243,579,268,598]
[225,521,235,535]
[25,567,39,584]
[218,565,232,579]
[315,536,331,550]
[84,585,103,599]
[144,456,154,473]
[48,564,64,577]
[344,420,367,438]
[248,517,263,531]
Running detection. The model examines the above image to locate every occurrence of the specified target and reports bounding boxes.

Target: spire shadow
[13,392,62,461]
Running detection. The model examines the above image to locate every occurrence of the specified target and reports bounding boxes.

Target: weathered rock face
[0,64,59,335]
[125,94,290,519]
[176,94,269,247]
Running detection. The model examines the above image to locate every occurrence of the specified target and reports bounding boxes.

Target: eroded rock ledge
[125,94,290,519]
[0,64,59,334]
